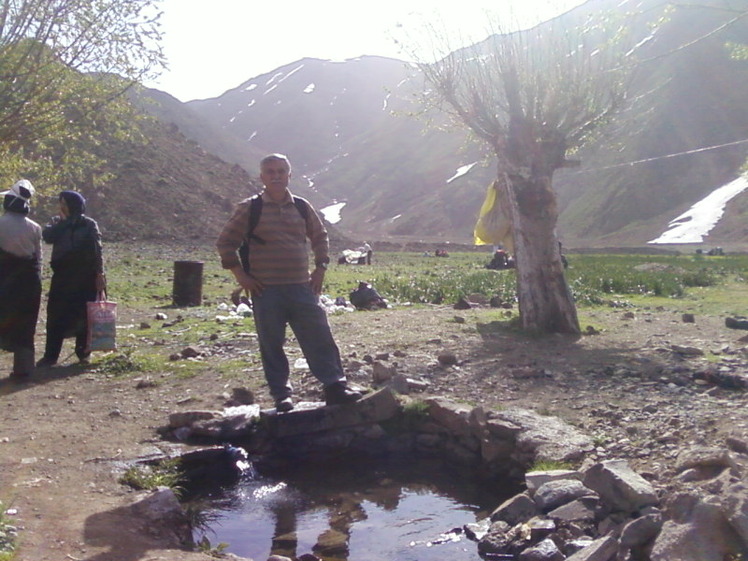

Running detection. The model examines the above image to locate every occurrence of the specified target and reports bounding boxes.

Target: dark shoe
[35,357,57,368]
[275,397,294,413]
[324,382,362,406]
[9,371,30,381]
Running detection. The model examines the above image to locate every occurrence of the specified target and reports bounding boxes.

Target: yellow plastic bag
[474,181,513,252]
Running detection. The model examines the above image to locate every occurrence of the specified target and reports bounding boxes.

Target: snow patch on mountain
[649,175,748,244]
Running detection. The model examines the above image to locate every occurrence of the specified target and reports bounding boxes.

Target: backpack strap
[292,196,309,222]
[247,195,265,244]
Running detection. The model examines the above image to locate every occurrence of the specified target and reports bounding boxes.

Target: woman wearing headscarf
[37,190,105,366]
[0,179,42,379]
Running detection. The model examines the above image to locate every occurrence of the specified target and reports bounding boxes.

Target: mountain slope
[134,0,748,249]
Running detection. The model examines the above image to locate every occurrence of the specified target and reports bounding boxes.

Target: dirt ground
[1,296,748,561]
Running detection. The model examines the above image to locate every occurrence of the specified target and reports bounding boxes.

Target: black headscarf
[3,193,30,215]
[60,190,86,216]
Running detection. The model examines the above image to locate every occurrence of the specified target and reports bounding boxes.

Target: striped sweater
[216,190,329,285]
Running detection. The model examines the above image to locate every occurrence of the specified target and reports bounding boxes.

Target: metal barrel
[173,260,203,306]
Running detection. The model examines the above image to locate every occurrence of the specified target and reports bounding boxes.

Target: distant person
[37,191,106,367]
[487,248,509,269]
[363,241,372,265]
[0,180,42,379]
[216,153,362,412]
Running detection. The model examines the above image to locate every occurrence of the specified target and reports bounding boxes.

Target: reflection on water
[187,457,517,561]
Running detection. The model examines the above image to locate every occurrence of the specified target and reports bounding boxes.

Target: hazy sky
[148,0,588,102]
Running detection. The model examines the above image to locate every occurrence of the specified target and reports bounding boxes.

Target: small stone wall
[160,388,748,561]
[165,388,594,481]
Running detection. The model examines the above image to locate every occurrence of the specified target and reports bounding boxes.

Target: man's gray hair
[260,153,291,170]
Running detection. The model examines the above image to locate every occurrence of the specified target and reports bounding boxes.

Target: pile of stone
[468,448,748,561]
[475,460,660,560]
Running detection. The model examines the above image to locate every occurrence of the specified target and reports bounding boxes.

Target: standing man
[362,241,372,265]
[217,153,361,412]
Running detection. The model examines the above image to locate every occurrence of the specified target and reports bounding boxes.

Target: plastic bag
[86,297,117,352]
[474,180,514,252]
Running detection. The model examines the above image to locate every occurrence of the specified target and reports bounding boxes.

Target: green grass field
[80,244,748,379]
[103,244,748,314]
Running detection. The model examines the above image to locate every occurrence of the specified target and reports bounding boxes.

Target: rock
[526,469,583,493]
[495,408,595,464]
[372,361,395,383]
[534,479,596,512]
[620,511,663,549]
[454,297,472,310]
[464,518,491,541]
[670,344,704,357]
[726,436,748,455]
[229,387,254,405]
[478,521,519,557]
[547,496,602,523]
[650,493,744,561]
[386,373,410,394]
[490,492,538,525]
[565,536,619,561]
[135,378,157,389]
[424,398,471,435]
[527,517,556,541]
[682,313,695,323]
[519,537,565,561]
[262,388,400,438]
[180,346,201,358]
[722,482,748,546]
[675,446,737,474]
[437,351,458,366]
[405,377,430,392]
[583,459,658,513]
[129,487,192,547]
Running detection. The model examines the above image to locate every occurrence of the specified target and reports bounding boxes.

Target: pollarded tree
[0,0,164,189]
[418,9,649,334]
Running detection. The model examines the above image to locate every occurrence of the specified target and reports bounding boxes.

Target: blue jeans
[251,283,345,400]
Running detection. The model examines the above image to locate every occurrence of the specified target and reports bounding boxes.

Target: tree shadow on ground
[472,318,668,379]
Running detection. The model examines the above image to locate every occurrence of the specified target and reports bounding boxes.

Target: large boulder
[583,459,658,513]
[650,492,746,561]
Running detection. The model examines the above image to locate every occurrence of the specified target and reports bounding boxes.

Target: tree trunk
[499,119,581,335]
